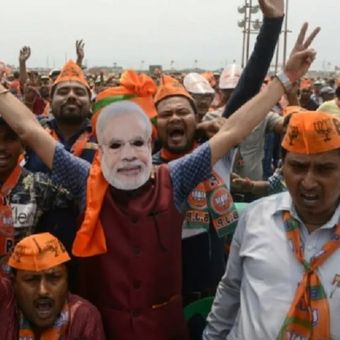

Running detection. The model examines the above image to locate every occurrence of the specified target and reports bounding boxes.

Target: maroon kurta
[76,165,189,340]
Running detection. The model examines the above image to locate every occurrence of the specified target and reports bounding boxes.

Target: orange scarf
[159,144,197,162]
[160,147,193,162]
[0,165,22,260]
[72,153,108,257]
[48,128,94,157]
[278,211,340,339]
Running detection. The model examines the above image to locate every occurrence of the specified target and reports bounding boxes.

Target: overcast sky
[1,0,338,71]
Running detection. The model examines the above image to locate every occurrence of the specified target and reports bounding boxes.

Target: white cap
[219,64,242,89]
[183,73,215,94]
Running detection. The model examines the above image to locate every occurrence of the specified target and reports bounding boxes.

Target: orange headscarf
[52,60,90,94]
[91,69,157,137]
[8,233,70,272]
[281,111,340,154]
[154,75,196,111]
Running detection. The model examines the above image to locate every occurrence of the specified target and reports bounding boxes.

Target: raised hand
[19,46,31,63]
[258,0,284,18]
[76,39,85,66]
[285,23,320,83]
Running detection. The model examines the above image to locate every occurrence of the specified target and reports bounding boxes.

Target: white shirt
[203,192,340,340]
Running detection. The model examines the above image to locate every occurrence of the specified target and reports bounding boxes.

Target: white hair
[96,101,152,144]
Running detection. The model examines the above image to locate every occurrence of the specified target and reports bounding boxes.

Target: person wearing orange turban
[92,69,158,140]
[0,233,105,339]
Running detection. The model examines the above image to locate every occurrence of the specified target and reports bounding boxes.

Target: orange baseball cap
[281,111,340,154]
[8,233,70,272]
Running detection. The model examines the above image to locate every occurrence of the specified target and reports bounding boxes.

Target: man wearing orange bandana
[204,109,340,339]
[0,232,105,339]
[25,59,97,253]
[0,24,318,339]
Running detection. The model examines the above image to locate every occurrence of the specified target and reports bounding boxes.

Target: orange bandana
[281,111,340,154]
[92,70,157,134]
[0,164,22,260]
[8,232,70,272]
[278,212,340,339]
[52,60,89,93]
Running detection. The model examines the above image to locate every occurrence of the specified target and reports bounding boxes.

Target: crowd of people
[0,0,339,339]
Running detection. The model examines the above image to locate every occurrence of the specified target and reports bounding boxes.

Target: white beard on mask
[101,153,152,191]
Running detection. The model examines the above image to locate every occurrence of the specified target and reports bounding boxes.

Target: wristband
[275,72,293,93]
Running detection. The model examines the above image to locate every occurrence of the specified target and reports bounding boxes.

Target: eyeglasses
[101,138,150,154]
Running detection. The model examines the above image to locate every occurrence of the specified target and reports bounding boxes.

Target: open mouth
[34,299,54,319]
[300,193,319,206]
[167,126,185,143]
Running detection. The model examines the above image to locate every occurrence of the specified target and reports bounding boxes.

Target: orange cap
[281,111,340,154]
[8,233,70,272]
[154,75,196,111]
[52,60,89,93]
[91,69,158,138]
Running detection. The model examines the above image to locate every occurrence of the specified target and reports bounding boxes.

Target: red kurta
[76,165,189,340]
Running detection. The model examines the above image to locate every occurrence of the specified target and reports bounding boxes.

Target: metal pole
[246,0,252,62]
[282,0,289,66]
[241,1,247,67]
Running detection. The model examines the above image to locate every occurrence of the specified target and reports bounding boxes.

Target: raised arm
[0,84,56,168]
[223,0,284,118]
[19,46,31,89]
[210,23,320,165]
